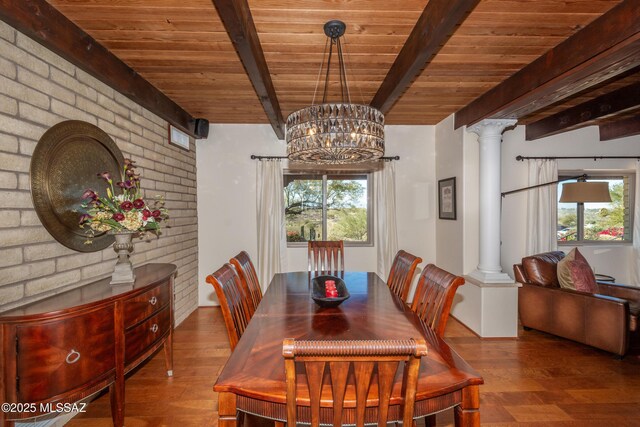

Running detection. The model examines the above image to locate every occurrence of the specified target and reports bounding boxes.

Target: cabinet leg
[164,332,174,377]
[110,380,125,427]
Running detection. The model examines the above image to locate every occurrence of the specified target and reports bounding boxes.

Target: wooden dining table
[214,271,483,426]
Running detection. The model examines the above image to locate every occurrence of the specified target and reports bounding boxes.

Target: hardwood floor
[67,307,640,426]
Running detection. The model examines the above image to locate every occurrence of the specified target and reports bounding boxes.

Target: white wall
[462,130,481,274]
[501,125,640,284]
[390,126,437,299]
[196,125,281,305]
[196,124,436,306]
[434,115,480,276]
[435,115,464,274]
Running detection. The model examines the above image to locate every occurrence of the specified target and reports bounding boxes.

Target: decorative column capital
[468,119,517,138]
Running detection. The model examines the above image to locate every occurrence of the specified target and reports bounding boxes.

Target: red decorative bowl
[311,275,350,308]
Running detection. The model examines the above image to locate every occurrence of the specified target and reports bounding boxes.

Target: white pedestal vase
[110,231,137,285]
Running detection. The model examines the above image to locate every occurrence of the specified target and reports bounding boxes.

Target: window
[284,173,372,246]
[557,172,634,244]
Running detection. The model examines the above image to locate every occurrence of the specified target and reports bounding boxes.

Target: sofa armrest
[597,282,640,303]
[519,284,553,330]
[559,286,628,302]
[592,293,630,304]
[514,264,527,284]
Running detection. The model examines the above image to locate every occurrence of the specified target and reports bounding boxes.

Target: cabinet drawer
[124,281,170,328]
[125,306,170,364]
[16,305,115,402]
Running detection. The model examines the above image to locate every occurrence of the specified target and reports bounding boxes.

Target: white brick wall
[0,21,199,325]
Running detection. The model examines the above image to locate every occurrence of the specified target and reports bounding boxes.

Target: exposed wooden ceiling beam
[599,114,640,140]
[371,0,480,114]
[211,0,285,139]
[526,81,640,140]
[454,0,640,129]
[0,0,198,138]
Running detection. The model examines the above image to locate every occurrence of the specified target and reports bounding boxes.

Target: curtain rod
[516,155,640,161]
[250,155,400,161]
[501,174,586,197]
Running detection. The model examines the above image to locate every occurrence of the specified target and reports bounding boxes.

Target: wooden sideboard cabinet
[0,263,177,427]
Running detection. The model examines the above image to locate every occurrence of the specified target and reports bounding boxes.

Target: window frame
[283,171,374,248]
[557,170,635,246]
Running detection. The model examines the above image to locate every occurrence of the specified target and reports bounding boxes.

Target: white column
[467,119,516,283]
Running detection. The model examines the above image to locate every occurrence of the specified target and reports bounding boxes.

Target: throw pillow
[557,248,598,293]
[569,249,598,293]
[557,248,576,290]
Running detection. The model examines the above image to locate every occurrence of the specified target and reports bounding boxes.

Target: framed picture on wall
[438,177,457,220]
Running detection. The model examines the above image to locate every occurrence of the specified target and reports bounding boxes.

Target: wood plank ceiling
[43,0,635,137]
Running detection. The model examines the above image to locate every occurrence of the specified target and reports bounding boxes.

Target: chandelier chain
[311,38,330,106]
[341,35,364,104]
[322,38,335,104]
[337,38,351,103]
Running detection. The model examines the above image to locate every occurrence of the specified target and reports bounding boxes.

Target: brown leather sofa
[514,251,640,356]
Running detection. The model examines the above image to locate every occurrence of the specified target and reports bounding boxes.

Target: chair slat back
[387,250,423,303]
[410,264,465,337]
[283,339,427,427]
[230,251,262,316]
[308,241,344,276]
[206,264,251,350]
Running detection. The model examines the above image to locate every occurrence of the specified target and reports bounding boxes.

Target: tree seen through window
[284,174,370,244]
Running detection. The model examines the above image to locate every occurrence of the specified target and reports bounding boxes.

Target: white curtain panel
[630,161,640,284]
[374,161,399,279]
[256,159,287,290]
[525,159,558,254]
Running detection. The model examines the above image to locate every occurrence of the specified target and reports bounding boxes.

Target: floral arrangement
[79,159,168,243]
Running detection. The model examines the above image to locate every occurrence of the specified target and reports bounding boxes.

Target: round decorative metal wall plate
[30,120,124,252]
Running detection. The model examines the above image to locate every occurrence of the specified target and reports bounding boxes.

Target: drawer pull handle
[150,324,159,333]
[149,296,158,306]
[66,349,81,364]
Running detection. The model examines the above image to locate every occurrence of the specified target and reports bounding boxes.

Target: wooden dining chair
[308,240,344,276]
[205,263,252,350]
[283,338,428,427]
[410,264,465,337]
[230,251,262,316]
[387,250,423,303]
